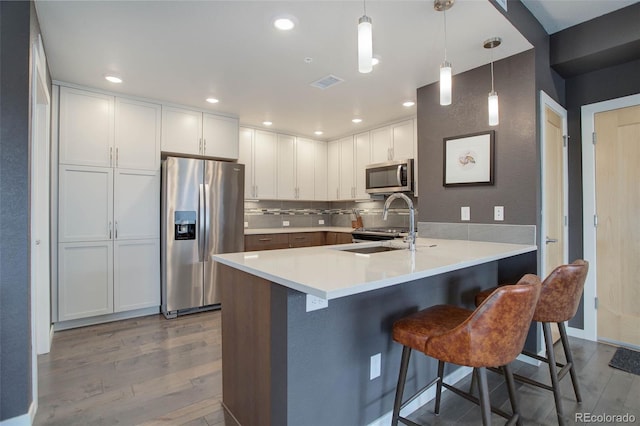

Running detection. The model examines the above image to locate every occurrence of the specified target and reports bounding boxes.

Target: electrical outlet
[494,206,504,221]
[461,206,470,221]
[370,353,381,380]
[283,220,290,227]
[318,219,325,225]
[244,221,249,228]
[305,294,328,312]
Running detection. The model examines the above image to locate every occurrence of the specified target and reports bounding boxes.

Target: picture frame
[443,130,495,186]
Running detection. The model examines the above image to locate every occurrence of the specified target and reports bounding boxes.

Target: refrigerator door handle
[198,183,205,262]
[204,183,210,262]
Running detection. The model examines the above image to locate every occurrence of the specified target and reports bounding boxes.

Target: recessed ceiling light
[314,130,324,136]
[352,118,363,124]
[274,17,295,31]
[403,101,415,107]
[263,121,273,126]
[206,98,219,104]
[105,75,122,84]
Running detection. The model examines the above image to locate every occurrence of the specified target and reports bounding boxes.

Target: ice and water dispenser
[174,211,196,240]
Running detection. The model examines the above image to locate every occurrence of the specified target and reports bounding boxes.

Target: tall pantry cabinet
[57,86,160,322]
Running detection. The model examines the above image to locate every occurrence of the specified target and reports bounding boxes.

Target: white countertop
[213,238,537,300]
[244,226,354,235]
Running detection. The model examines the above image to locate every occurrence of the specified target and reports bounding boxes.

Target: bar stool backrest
[425,274,541,368]
[535,260,589,323]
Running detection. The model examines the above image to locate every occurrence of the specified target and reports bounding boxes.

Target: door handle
[545,237,558,244]
[198,184,205,262]
[108,221,112,239]
[115,221,118,239]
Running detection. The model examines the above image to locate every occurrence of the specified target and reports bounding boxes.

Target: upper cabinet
[277,135,317,200]
[314,140,328,201]
[239,127,278,199]
[59,86,160,171]
[354,131,371,200]
[370,119,415,163]
[59,87,114,168]
[161,106,239,160]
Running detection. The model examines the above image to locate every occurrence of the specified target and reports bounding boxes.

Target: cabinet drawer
[245,234,289,251]
[289,232,325,248]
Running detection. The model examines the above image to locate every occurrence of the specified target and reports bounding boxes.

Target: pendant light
[358,0,373,73]
[434,0,454,106]
[484,37,501,126]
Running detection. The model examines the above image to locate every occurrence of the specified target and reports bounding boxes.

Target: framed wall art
[443,130,495,186]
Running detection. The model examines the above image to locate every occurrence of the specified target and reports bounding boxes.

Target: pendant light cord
[490,49,495,92]
[443,8,448,61]
[363,0,367,16]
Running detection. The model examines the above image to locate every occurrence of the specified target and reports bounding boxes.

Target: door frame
[581,93,640,342]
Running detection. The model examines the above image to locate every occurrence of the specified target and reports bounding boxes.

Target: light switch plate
[494,206,504,221]
[244,221,249,228]
[461,206,470,221]
[318,219,325,225]
[283,220,290,227]
[370,353,381,380]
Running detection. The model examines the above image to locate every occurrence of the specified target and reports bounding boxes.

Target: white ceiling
[34,1,632,141]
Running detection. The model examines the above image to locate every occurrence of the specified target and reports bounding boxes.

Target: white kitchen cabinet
[114,169,160,240]
[277,134,296,199]
[58,165,113,243]
[240,128,278,199]
[58,241,113,321]
[339,137,355,200]
[354,131,372,200]
[295,137,316,200]
[314,141,328,201]
[114,239,160,312]
[161,106,239,159]
[59,87,114,168]
[327,140,340,201]
[203,113,239,159]
[370,119,415,163]
[115,97,161,171]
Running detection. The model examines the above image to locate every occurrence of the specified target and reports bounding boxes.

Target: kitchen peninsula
[213,237,537,426]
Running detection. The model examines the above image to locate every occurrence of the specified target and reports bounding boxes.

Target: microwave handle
[397,164,403,186]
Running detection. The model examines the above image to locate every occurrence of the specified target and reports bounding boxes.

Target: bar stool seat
[474,260,589,426]
[391,274,541,426]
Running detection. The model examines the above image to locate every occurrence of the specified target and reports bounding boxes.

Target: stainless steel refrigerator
[161,156,244,318]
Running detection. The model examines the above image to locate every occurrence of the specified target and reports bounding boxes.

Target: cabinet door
[114,239,160,312]
[354,131,371,200]
[244,234,289,251]
[391,119,415,160]
[339,137,355,200]
[276,134,296,199]
[203,114,239,159]
[239,127,255,198]
[161,106,202,155]
[114,169,160,240]
[253,130,278,199]
[327,140,340,201]
[371,126,392,163]
[296,138,316,200]
[58,241,113,321]
[58,165,113,242]
[59,87,114,167]
[115,97,161,171]
[314,141,328,201]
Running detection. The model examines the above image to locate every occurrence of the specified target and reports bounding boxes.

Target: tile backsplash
[244,197,416,230]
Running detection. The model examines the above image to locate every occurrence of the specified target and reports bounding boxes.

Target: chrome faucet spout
[382,193,416,251]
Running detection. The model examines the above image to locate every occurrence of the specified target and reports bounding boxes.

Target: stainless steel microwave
[365,159,414,194]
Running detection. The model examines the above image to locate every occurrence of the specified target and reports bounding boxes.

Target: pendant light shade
[440,61,452,106]
[435,0,454,106]
[358,15,373,73]
[488,91,499,126]
[484,37,501,127]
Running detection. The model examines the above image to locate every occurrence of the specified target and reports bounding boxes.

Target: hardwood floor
[35,311,639,425]
[34,311,235,426]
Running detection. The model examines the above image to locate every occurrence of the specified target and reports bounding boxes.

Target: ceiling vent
[310,74,344,90]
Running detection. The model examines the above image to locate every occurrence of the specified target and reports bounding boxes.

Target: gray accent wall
[0,0,32,420]
[417,50,538,226]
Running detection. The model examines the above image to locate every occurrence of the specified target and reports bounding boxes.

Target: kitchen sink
[340,246,405,254]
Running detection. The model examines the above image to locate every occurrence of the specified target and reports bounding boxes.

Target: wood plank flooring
[34,311,639,425]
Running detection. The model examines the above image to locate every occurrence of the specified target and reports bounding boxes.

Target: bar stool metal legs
[558,321,582,403]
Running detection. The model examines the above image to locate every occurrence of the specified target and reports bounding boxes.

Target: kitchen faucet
[382,193,415,251]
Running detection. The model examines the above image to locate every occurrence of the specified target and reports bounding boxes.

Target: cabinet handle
[255,185,258,197]
[108,221,112,239]
[203,139,207,154]
[258,238,272,242]
[115,221,118,239]
[110,147,113,167]
[199,138,203,154]
[116,147,119,167]
[294,237,306,240]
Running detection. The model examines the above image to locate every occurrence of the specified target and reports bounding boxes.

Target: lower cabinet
[245,231,351,251]
[58,238,159,322]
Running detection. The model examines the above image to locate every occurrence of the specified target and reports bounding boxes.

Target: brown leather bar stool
[474,260,589,426]
[391,274,541,426]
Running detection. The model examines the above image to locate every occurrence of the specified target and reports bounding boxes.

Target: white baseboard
[516,350,544,367]
[0,402,34,426]
[367,366,473,426]
[566,326,589,340]
[53,306,159,331]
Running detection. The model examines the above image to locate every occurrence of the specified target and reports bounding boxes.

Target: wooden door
[542,103,567,343]
[594,104,640,347]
